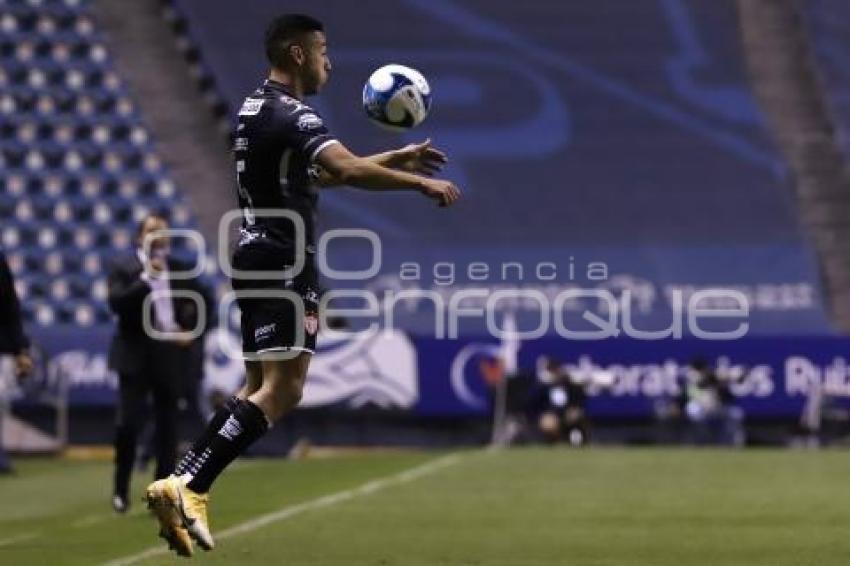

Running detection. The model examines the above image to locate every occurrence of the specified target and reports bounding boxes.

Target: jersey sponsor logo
[238,98,264,116]
[304,314,319,335]
[296,112,324,131]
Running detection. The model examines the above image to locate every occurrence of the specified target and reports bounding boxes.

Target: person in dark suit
[0,248,33,474]
[107,213,214,512]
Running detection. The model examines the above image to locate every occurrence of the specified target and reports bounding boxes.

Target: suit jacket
[0,249,29,355]
[107,251,215,374]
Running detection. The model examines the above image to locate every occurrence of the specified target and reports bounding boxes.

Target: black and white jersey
[232,79,338,276]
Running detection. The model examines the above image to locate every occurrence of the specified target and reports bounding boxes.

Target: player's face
[302,32,331,95]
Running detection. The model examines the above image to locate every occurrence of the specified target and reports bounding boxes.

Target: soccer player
[144,14,461,556]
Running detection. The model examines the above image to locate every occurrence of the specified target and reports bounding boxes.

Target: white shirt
[137,248,178,332]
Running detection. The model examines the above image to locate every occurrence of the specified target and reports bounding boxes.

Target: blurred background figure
[795,379,825,449]
[533,356,591,447]
[792,378,850,449]
[0,248,34,474]
[682,358,746,447]
[653,383,690,446]
[106,213,214,512]
[483,358,536,447]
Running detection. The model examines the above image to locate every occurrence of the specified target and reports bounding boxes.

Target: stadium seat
[0,0,201,327]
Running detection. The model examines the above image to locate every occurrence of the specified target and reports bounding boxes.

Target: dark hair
[265,14,324,69]
[136,211,169,236]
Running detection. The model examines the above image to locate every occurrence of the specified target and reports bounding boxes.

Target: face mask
[150,245,170,261]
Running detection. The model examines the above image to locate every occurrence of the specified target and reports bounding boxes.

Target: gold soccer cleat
[177,480,214,551]
[145,477,195,557]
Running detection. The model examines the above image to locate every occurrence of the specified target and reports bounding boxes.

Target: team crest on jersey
[304,314,319,335]
[238,98,264,116]
[297,113,323,131]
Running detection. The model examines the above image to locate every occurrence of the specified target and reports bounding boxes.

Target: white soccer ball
[362,64,432,131]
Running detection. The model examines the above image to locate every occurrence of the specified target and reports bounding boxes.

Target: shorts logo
[297,113,323,131]
[255,323,276,342]
[304,314,318,336]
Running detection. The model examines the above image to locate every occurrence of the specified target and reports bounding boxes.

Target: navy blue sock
[175,396,239,477]
[186,399,269,493]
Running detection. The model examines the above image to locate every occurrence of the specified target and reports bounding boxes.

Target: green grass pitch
[1,448,849,565]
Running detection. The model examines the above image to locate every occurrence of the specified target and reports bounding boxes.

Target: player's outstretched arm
[366,138,446,175]
[316,141,461,207]
[317,139,446,187]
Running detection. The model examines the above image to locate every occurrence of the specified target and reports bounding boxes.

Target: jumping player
[144,14,461,556]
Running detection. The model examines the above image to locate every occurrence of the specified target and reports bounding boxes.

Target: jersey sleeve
[281,105,339,163]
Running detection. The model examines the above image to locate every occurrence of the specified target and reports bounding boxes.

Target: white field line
[72,506,145,528]
[0,532,39,547]
[103,453,464,566]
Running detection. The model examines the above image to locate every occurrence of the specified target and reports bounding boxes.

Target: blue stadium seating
[0,0,199,328]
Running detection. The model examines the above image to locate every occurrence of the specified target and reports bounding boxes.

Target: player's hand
[420,179,461,207]
[395,139,447,176]
[14,352,33,379]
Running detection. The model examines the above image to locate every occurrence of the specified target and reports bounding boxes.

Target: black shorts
[231,242,320,356]
[237,293,318,355]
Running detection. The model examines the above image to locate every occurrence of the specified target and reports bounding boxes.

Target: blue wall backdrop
[19,327,850,419]
[171,0,832,336]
